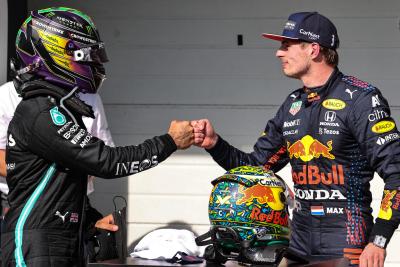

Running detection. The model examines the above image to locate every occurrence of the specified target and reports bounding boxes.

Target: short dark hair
[300,42,339,67]
[320,46,339,67]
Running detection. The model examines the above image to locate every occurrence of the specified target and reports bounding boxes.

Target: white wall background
[27,1,400,265]
[0,0,7,83]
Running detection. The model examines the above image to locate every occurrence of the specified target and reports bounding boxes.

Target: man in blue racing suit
[193,12,400,267]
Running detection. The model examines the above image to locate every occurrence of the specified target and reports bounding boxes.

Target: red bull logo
[250,207,288,226]
[292,164,344,185]
[392,192,400,210]
[237,184,284,211]
[287,135,335,162]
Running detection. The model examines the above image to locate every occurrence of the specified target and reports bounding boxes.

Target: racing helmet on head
[196,166,292,265]
[15,7,108,93]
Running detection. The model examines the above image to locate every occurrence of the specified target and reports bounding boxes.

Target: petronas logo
[50,107,66,126]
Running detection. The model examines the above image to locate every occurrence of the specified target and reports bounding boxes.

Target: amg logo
[80,133,92,148]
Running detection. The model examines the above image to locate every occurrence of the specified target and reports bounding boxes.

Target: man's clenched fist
[168,120,194,149]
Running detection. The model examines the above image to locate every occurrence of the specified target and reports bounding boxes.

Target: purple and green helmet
[15,7,108,93]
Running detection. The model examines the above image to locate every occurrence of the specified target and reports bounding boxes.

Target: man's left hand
[359,243,386,267]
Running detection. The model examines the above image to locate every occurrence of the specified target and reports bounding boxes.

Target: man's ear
[310,43,321,59]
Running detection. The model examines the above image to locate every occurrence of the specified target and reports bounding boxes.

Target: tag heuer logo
[50,107,66,126]
[289,101,302,116]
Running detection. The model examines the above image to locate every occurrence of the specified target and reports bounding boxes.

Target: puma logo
[55,211,69,223]
[345,88,357,99]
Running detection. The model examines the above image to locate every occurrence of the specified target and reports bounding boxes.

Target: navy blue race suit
[2,84,177,266]
[206,68,400,264]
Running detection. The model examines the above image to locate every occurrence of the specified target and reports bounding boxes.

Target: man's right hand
[359,243,385,267]
[191,119,218,149]
[168,120,194,149]
[95,214,118,232]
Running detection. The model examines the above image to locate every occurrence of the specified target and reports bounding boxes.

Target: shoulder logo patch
[50,107,66,126]
[372,94,381,108]
[322,99,346,110]
[372,121,395,134]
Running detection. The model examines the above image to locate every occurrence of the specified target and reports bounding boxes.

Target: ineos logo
[7,134,16,147]
[324,111,336,122]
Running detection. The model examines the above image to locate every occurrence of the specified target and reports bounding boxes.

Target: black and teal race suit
[2,84,177,266]
[206,68,400,264]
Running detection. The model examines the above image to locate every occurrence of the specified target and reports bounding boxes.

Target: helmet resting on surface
[196,166,292,265]
[15,7,108,93]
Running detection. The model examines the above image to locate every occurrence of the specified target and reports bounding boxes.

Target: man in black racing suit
[3,83,190,266]
[192,12,400,267]
[2,7,194,267]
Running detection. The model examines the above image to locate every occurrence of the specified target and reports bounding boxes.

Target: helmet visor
[73,42,108,63]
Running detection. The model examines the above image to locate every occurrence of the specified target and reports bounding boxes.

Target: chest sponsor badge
[50,107,66,126]
[289,101,302,116]
[322,99,346,110]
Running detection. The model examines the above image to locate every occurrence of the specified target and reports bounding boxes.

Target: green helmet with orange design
[196,166,293,264]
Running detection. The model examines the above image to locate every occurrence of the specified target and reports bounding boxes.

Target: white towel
[131,229,205,260]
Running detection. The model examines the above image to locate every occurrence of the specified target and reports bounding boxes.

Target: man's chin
[282,71,299,79]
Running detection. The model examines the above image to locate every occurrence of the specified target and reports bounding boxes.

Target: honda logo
[324,111,336,122]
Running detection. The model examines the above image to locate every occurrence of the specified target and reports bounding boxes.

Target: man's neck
[301,65,335,88]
